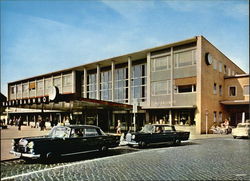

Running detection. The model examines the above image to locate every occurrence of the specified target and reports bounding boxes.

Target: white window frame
[174,48,196,68]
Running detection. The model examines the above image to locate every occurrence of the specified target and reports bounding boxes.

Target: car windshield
[49,126,71,138]
[140,125,154,133]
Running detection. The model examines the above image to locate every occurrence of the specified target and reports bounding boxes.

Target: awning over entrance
[4,97,133,112]
[220,100,250,105]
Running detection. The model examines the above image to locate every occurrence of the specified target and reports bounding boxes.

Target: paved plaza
[1,137,250,181]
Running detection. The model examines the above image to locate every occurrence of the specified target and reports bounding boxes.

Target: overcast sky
[1,0,249,96]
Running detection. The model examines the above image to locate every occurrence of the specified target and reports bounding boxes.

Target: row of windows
[10,74,72,97]
[85,64,147,103]
[213,59,236,76]
[213,84,250,96]
[151,81,196,96]
[213,112,223,122]
[151,49,196,72]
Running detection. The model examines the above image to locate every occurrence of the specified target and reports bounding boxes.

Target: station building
[2,36,249,134]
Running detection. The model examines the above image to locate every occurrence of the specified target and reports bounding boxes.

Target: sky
[1,0,249,97]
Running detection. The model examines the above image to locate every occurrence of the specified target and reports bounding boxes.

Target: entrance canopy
[220,100,250,105]
[2,96,133,112]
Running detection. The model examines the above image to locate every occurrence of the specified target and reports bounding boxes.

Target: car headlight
[27,141,34,149]
[132,135,136,139]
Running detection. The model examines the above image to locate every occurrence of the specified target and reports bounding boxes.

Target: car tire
[173,139,181,146]
[138,141,147,148]
[99,145,108,152]
[233,136,237,139]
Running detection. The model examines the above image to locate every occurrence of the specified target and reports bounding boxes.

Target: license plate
[14,152,21,158]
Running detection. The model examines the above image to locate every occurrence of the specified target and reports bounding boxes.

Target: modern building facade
[2,36,249,134]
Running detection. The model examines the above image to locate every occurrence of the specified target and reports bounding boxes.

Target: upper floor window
[213,111,217,122]
[229,86,236,96]
[10,86,15,94]
[224,65,227,74]
[244,85,250,96]
[218,62,222,72]
[151,55,171,72]
[175,84,196,93]
[213,59,217,70]
[219,85,222,96]
[174,49,196,68]
[228,68,231,76]
[152,80,171,96]
[213,83,217,95]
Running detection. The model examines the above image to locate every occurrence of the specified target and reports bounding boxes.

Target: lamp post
[205,110,208,135]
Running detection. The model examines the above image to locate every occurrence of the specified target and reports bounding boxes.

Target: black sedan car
[120,124,190,148]
[10,125,120,160]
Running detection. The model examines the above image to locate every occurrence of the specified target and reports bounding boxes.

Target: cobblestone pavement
[1,137,250,181]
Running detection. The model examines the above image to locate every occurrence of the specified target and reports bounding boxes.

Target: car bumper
[119,140,139,146]
[10,150,40,158]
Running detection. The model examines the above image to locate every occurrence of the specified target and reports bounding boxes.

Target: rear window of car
[84,128,99,137]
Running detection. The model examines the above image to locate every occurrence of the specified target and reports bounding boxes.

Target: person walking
[17,117,22,131]
[116,120,121,134]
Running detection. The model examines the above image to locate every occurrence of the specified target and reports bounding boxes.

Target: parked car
[120,124,190,148]
[10,125,120,161]
[232,123,250,139]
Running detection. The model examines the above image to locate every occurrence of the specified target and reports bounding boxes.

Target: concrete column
[128,57,132,104]
[169,110,172,125]
[96,64,100,100]
[146,52,151,106]
[72,71,76,93]
[61,73,63,93]
[111,61,115,102]
[170,47,174,107]
[21,83,23,99]
[242,112,245,123]
[84,68,87,98]
[43,78,45,96]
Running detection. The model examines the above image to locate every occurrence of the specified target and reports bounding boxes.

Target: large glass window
[100,71,112,101]
[53,77,62,93]
[45,78,52,95]
[22,83,28,98]
[174,49,196,68]
[152,80,171,96]
[37,80,44,96]
[131,64,147,102]
[63,74,72,93]
[114,68,128,103]
[244,85,249,96]
[151,55,171,72]
[87,73,97,99]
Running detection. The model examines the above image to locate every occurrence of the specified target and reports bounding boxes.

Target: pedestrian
[116,120,121,134]
[39,119,46,131]
[17,117,22,131]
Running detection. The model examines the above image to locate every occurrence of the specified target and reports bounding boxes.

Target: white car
[232,123,250,139]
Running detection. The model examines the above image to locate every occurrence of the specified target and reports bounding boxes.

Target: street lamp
[205,110,208,135]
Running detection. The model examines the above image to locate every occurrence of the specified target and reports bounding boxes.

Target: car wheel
[138,141,147,148]
[99,145,108,152]
[233,136,237,139]
[173,139,181,146]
